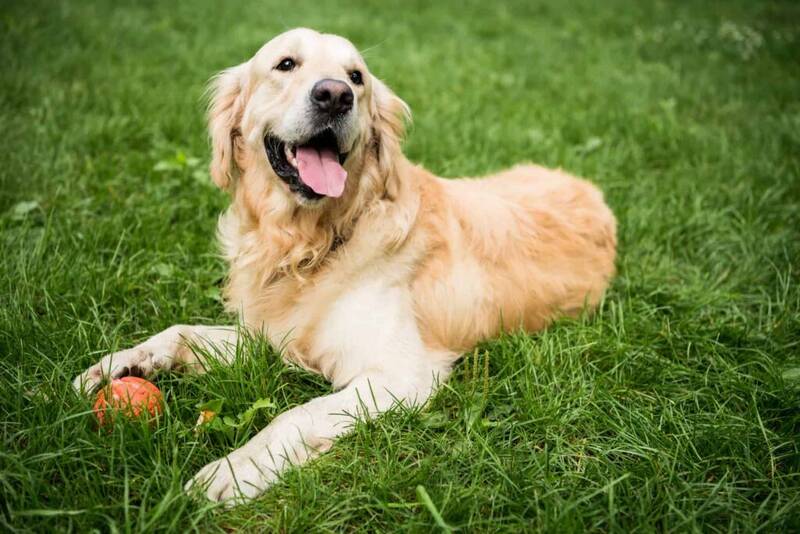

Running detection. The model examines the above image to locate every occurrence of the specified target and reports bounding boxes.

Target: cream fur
[73,28,616,505]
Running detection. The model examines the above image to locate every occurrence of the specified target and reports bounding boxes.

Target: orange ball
[94,376,163,426]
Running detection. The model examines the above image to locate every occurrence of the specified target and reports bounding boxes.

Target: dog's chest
[272,274,421,387]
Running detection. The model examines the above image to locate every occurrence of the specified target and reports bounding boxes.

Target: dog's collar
[330,233,346,253]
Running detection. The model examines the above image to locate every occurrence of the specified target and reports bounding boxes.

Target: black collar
[330,233,346,253]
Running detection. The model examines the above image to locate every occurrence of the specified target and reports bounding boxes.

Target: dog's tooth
[284,144,298,167]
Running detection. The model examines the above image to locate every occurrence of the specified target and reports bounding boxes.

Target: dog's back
[411,164,617,353]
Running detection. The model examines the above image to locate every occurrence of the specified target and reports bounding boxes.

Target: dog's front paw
[72,342,179,395]
[184,447,273,505]
[72,347,151,395]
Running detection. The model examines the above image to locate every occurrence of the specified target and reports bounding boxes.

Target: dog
[73,28,617,505]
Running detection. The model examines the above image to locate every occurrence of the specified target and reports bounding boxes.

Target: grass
[1,0,799,531]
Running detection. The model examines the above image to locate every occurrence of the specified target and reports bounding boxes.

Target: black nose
[310,79,353,117]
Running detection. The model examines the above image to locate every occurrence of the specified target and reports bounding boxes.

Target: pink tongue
[295,146,347,198]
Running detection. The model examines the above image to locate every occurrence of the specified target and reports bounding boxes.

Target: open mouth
[264,128,349,200]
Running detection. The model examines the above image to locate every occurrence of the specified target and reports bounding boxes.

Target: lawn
[2,0,799,531]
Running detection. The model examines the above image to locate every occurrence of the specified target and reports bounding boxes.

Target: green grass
[2,0,799,531]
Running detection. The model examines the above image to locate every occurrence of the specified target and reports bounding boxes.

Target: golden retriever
[73,28,616,505]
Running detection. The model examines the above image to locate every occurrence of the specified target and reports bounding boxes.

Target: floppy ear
[207,63,249,189]
[370,76,411,180]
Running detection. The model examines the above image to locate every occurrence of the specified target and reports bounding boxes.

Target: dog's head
[208,28,409,208]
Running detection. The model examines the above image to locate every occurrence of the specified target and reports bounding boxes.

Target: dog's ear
[207,63,249,189]
[370,76,411,179]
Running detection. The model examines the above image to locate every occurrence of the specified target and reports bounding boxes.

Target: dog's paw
[184,448,273,505]
[72,346,171,395]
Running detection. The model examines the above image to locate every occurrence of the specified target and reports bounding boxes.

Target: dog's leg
[184,366,441,504]
[72,325,239,394]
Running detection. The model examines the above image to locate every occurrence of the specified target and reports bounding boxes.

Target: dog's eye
[275,58,296,72]
[349,70,363,85]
